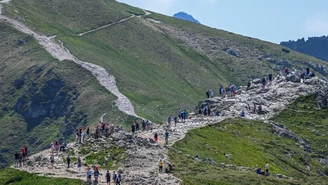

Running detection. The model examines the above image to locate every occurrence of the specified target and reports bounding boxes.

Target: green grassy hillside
[3,0,328,123]
[0,168,84,185]
[0,22,134,168]
[169,96,328,184]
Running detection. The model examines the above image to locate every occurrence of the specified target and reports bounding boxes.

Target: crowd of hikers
[13,66,317,182]
[14,145,29,168]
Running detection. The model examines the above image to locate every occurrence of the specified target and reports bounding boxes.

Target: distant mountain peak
[173,12,201,24]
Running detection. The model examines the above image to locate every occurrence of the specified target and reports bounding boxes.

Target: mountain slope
[281,36,328,62]
[173,12,201,24]
[2,0,328,171]
[0,22,134,168]
[3,0,328,123]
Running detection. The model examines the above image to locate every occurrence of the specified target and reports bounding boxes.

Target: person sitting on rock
[247,81,252,90]
[216,111,221,116]
[165,161,173,173]
[240,110,245,118]
[60,141,66,152]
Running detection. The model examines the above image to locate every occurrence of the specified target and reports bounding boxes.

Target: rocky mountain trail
[13,77,328,184]
[0,1,140,119]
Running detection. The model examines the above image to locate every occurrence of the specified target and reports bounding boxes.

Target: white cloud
[305,12,328,36]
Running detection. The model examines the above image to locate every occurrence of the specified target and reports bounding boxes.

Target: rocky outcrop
[316,87,328,108]
[271,123,312,153]
[197,77,327,119]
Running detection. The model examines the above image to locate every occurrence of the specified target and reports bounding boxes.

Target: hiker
[253,103,257,113]
[183,110,188,121]
[262,77,266,89]
[232,85,237,96]
[165,161,173,173]
[50,154,55,167]
[21,146,25,161]
[81,128,85,144]
[131,122,136,136]
[86,126,90,137]
[79,126,83,143]
[306,67,310,75]
[136,121,139,131]
[256,168,265,175]
[265,162,269,175]
[15,152,19,168]
[198,107,202,115]
[216,111,220,116]
[67,155,71,168]
[94,166,99,182]
[174,115,178,127]
[106,171,111,185]
[75,129,79,143]
[240,110,245,118]
[116,172,121,185]
[87,166,93,183]
[165,130,169,145]
[210,90,214,98]
[247,81,251,90]
[77,157,82,173]
[142,120,146,131]
[50,142,55,155]
[113,171,117,184]
[24,145,29,160]
[178,108,182,119]
[55,141,60,155]
[60,141,66,151]
[285,67,289,76]
[204,107,208,116]
[167,116,171,125]
[19,153,23,167]
[208,107,211,116]
[154,132,158,142]
[158,159,163,173]
[258,104,263,113]
[268,74,273,84]
[206,90,210,99]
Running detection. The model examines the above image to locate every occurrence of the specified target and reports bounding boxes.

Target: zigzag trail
[0,0,139,118]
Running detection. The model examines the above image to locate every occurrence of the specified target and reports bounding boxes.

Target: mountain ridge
[281,36,328,62]
[173,11,201,24]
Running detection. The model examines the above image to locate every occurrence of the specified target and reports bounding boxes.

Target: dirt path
[0,2,140,118]
[78,9,151,37]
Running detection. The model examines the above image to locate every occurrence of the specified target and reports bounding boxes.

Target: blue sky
[117,0,328,44]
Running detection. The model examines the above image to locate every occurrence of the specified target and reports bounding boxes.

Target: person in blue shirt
[165,130,169,145]
[240,110,245,118]
[173,116,177,127]
[167,116,171,125]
